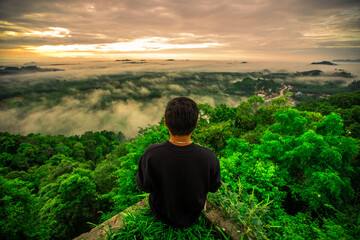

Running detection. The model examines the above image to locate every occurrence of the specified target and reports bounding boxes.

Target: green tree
[0,176,40,240]
[262,110,357,211]
[39,168,99,239]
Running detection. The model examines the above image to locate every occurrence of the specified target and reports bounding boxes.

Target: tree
[39,169,99,239]
[262,110,357,211]
[0,176,39,240]
[209,104,236,124]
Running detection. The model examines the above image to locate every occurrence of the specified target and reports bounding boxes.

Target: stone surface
[74,199,148,240]
[204,201,241,240]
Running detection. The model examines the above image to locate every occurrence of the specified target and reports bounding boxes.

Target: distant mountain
[115,59,147,64]
[311,61,337,65]
[0,66,64,75]
[122,61,147,64]
[333,59,360,63]
[115,59,132,61]
[296,70,323,76]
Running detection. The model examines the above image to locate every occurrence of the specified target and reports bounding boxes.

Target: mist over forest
[0,60,359,138]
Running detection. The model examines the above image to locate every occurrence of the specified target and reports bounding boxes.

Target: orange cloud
[26,36,222,57]
[25,27,71,38]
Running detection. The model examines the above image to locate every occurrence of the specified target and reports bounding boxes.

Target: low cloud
[139,76,168,84]
[291,76,352,86]
[0,98,167,137]
[168,84,185,92]
[139,86,150,95]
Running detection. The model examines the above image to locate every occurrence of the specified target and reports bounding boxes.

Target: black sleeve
[209,156,222,193]
[136,154,152,193]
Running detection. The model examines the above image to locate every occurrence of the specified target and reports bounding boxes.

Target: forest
[1,88,359,239]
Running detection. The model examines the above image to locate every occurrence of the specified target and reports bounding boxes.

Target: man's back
[136,140,221,227]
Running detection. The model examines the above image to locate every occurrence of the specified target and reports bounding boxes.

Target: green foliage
[217,107,359,239]
[94,161,119,194]
[229,77,281,95]
[37,168,101,239]
[235,96,265,131]
[0,176,40,240]
[329,91,360,109]
[110,205,222,240]
[213,182,277,240]
[287,79,350,96]
[260,110,357,211]
[297,91,360,138]
[235,96,291,133]
[219,138,287,210]
[209,103,236,124]
[0,130,124,239]
[269,109,308,136]
[316,113,344,136]
[348,80,360,91]
[193,121,234,153]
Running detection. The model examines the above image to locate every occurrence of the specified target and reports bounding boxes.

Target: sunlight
[26,37,222,56]
[25,27,71,38]
[2,31,18,36]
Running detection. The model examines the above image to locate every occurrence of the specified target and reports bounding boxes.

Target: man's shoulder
[142,142,217,159]
[194,144,217,159]
[145,142,165,152]
[143,142,167,154]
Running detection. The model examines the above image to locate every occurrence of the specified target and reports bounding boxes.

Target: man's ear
[164,118,168,127]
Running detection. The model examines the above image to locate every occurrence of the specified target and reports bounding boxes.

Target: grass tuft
[106,205,224,240]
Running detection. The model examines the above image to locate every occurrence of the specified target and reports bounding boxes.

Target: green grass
[107,205,225,240]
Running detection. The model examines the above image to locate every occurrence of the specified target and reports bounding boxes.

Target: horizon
[1,0,359,62]
[2,59,360,76]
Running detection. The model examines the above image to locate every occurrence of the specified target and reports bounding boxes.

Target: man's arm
[136,155,152,193]
[209,157,221,193]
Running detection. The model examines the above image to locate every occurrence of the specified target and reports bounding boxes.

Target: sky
[0,0,359,62]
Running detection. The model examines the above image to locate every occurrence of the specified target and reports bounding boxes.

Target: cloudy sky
[0,0,359,61]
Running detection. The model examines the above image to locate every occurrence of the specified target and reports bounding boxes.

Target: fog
[0,60,358,138]
[0,97,166,137]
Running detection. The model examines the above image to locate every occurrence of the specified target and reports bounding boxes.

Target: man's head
[165,97,198,136]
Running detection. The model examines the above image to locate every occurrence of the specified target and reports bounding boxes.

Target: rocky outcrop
[204,201,241,239]
[74,199,241,240]
[74,199,148,240]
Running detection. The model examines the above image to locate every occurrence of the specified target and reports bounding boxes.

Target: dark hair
[165,97,199,136]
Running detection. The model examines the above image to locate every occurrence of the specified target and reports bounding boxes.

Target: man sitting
[136,97,221,227]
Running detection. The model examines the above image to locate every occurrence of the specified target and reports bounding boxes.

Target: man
[136,97,221,228]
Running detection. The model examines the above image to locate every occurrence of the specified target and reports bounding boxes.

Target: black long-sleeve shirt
[136,141,221,227]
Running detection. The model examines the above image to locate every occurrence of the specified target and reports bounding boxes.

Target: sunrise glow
[25,27,72,38]
[26,37,222,57]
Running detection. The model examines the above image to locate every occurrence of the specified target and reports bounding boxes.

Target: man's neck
[169,134,192,146]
